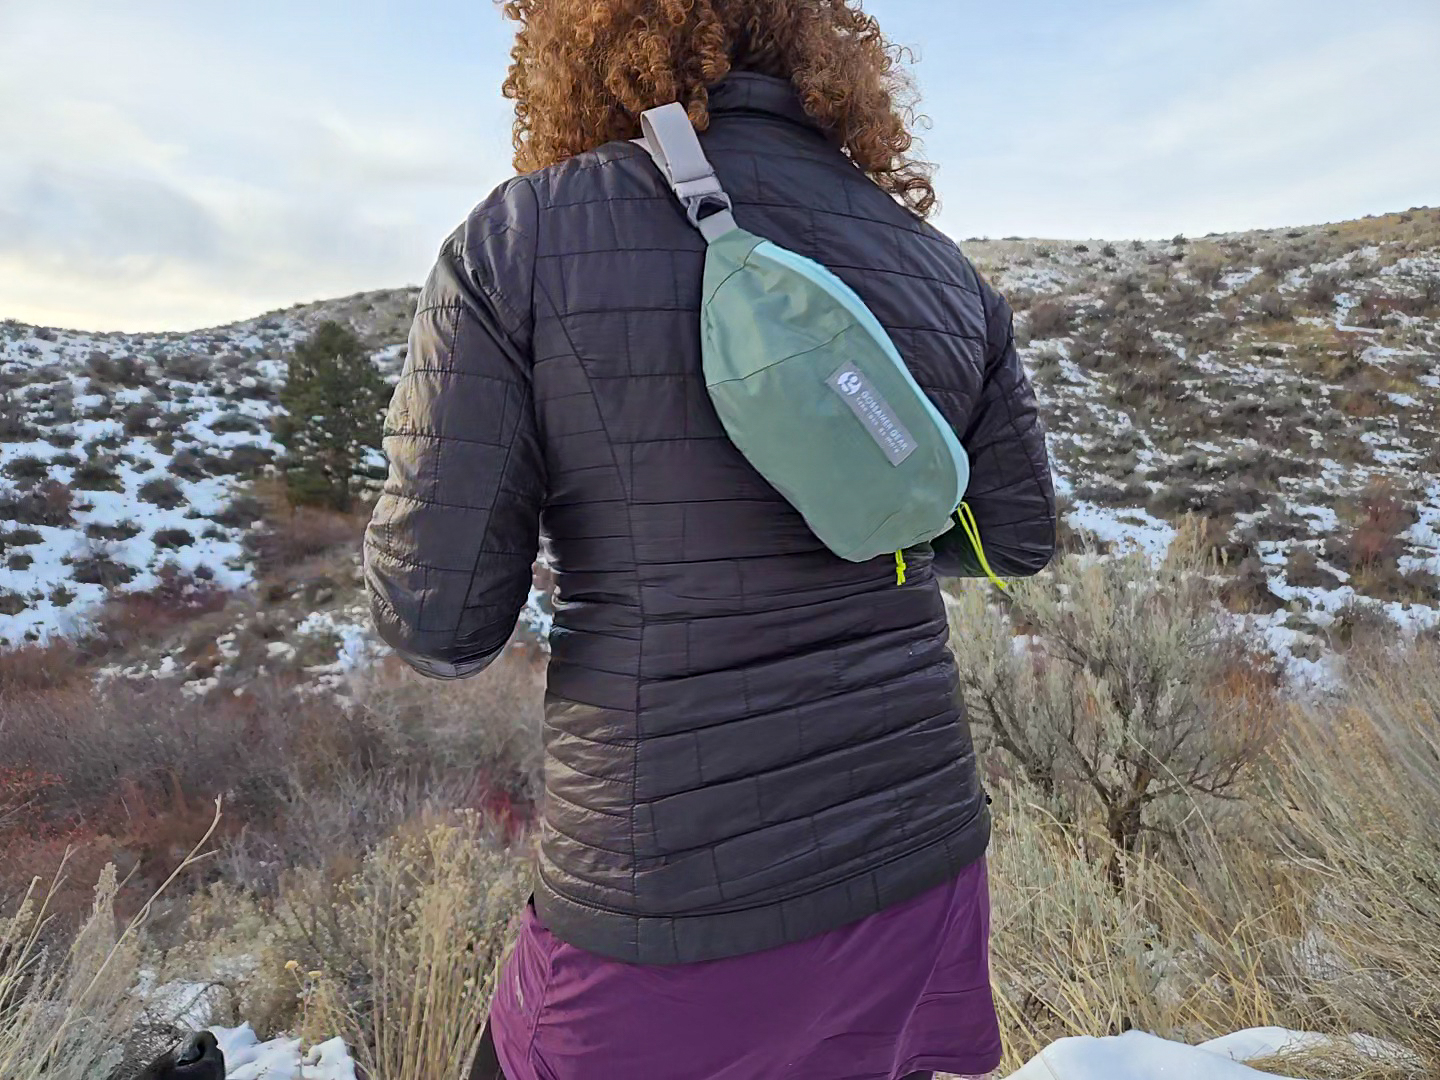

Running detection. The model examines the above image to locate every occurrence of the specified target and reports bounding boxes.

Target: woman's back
[366,71,1053,966]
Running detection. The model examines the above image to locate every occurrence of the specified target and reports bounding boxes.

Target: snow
[1,304,417,648]
[1220,267,1263,290]
[213,1024,357,1080]
[135,972,224,1031]
[1401,479,1440,578]
[1005,1031,1292,1079]
[1065,501,1177,562]
[1002,1026,1416,1080]
[1240,611,1341,692]
[295,609,379,672]
[136,975,359,1079]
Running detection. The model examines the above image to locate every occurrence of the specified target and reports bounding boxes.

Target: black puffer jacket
[365,73,1056,965]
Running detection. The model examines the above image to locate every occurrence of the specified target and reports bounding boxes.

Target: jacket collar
[707,72,818,132]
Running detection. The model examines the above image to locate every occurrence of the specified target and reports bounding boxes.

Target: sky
[1,0,1436,332]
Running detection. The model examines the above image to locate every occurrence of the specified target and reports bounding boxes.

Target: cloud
[928,0,1440,239]
[1,0,1436,329]
[1,167,222,265]
[0,2,515,331]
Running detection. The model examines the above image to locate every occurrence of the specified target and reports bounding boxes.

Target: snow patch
[212,1023,358,1080]
[1065,502,1176,562]
[1004,1026,1416,1080]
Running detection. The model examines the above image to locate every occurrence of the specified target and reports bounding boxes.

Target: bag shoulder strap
[635,103,739,243]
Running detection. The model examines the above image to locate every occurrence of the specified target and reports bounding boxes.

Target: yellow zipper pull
[894,549,907,586]
[957,502,1009,592]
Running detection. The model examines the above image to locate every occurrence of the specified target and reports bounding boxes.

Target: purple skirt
[489,858,1002,1080]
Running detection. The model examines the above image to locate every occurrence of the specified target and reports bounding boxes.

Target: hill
[968,207,1440,676]
[1,208,1437,683]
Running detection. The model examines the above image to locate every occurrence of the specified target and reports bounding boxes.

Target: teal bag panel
[637,101,970,565]
[700,231,970,562]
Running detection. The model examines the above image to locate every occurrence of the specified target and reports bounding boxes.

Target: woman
[365,1,1055,1077]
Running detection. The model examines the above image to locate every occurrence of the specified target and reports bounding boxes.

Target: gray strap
[635,103,738,243]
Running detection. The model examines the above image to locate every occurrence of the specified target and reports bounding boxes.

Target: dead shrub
[351,653,546,811]
[1353,290,1432,327]
[206,444,276,477]
[0,480,73,527]
[1336,481,1413,574]
[0,677,310,831]
[1304,270,1343,308]
[151,527,194,550]
[137,477,185,509]
[65,548,136,588]
[0,399,35,440]
[0,643,83,700]
[1185,249,1226,288]
[70,456,123,492]
[83,520,140,543]
[167,448,208,481]
[251,506,364,573]
[950,522,1278,879]
[88,566,229,653]
[83,351,147,388]
[121,399,161,436]
[3,456,48,485]
[1255,289,1293,321]
[174,813,531,1068]
[1285,546,1339,589]
[1026,298,1074,340]
[1162,279,1213,321]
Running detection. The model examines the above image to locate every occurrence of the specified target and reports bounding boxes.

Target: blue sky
[1,0,1436,331]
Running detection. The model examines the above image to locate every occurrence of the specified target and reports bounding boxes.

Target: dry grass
[1271,642,1440,1067]
[171,814,531,1078]
[350,655,546,811]
[0,642,83,697]
[302,815,531,1080]
[961,554,1440,1078]
[987,786,1297,1069]
[245,476,367,574]
[0,807,219,1080]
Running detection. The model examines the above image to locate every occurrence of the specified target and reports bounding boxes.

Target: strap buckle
[685,191,733,230]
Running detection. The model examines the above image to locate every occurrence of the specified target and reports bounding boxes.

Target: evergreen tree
[276,321,389,511]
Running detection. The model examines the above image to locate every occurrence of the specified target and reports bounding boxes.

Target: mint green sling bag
[636,103,973,572]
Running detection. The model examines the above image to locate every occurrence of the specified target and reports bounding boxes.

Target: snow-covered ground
[0,298,414,648]
[212,1025,357,1080]
[1004,1027,1418,1080]
[976,213,1440,686]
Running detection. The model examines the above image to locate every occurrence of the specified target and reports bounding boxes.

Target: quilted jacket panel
[365,72,1056,964]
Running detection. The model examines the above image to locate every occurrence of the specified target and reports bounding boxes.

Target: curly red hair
[499,0,937,217]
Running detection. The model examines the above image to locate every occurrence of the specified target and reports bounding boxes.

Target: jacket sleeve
[364,178,544,678]
[932,277,1057,579]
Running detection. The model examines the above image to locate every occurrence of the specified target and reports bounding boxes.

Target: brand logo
[826,362,919,467]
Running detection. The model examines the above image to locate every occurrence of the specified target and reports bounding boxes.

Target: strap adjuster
[685,191,733,230]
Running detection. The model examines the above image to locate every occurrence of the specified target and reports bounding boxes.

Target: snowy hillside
[970,206,1440,673]
[2,208,1437,679]
[0,290,417,648]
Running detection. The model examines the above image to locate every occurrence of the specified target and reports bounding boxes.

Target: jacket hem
[532,806,991,965]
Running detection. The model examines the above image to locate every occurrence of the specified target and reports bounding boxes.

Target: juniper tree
[276,321,388,511]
